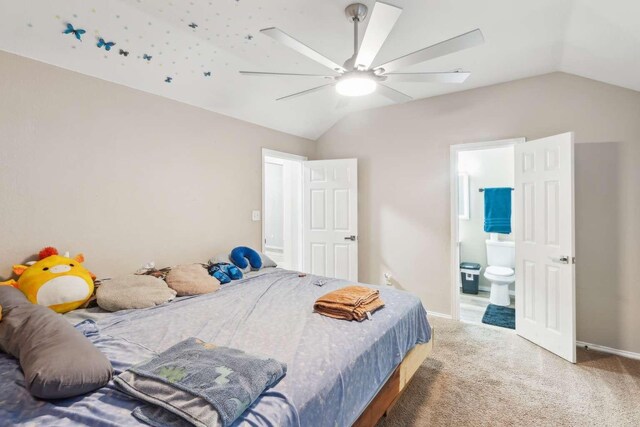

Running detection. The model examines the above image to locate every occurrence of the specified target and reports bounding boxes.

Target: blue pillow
[230,246,262,270]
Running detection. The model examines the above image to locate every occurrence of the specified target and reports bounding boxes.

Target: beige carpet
[378,316,640,426]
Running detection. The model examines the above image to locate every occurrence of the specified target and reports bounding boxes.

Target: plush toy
[207,263,242,285]
[230,246,262,271]
[3,247,95,313]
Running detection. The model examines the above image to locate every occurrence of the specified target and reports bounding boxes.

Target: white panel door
[302,159,358,281]
[515,132,576,362]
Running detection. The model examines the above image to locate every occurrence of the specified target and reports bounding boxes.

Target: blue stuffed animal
[230,246,262,270]
[208,263,242,285]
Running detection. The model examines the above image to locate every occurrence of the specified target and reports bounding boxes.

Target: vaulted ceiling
[1,0,638,139]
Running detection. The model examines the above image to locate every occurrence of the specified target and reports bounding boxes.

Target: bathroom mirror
[458,173,470,220]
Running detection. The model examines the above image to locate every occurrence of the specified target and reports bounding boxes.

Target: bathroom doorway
[450,138,524,329]
[451,134,578,362]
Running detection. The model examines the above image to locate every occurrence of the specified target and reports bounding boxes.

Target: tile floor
[459,289,515,324]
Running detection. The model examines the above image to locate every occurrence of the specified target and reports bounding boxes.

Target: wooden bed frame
[353,327,434,427]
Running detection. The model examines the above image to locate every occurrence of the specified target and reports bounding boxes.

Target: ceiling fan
[240,2,484,102]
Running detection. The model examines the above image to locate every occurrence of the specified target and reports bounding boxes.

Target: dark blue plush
[209,267,230,284]
[225,264,243,280]
[230,246,262,270]
[208,263,243,284]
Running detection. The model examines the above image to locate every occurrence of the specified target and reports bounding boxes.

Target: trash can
[460,262,481,294]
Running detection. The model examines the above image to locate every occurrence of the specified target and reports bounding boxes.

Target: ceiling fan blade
[261,27,346,73]
[240,71,336,78]
[276,83,335,101]
[355,2,403,70]
[384,71,471,83]
[375,29,484,73]
[377,84,412,103]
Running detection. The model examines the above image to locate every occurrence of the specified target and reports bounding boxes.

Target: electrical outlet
[252,210,261,221]
[384,272,393,286]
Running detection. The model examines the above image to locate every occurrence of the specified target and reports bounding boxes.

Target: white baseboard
[576,341,640,361]
[427,311,452,320]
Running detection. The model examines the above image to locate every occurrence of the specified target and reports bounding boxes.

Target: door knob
[551,255,570,264]
[344,235,357,241]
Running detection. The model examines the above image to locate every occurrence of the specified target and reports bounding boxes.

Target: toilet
[484,238,515,306]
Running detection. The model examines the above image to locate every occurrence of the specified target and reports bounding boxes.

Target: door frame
[261,148,307,270]
[449,138,525,321]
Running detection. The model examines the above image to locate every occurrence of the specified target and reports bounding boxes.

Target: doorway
[451,133,578,363]
[262,149,306,270]
[262,151,359,280]
[451,139,522,328]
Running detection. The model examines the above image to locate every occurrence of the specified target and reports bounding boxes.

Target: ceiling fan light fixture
[335,74,377,97]
[242,2,484,103]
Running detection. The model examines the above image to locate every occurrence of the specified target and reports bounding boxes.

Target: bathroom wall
[458,146,515,291]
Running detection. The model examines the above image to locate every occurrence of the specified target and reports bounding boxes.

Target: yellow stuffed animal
[3,247,95,314]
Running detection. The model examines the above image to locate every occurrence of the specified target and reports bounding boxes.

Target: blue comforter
[0,269,431,427]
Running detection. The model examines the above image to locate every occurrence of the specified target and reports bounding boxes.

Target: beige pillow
[97,275,176,312]
[165,264,220,296]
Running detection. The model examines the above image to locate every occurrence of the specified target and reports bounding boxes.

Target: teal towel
[484,188,512,234]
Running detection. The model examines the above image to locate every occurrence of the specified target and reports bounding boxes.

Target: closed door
[515,132,576,362]
[302,159,358,281]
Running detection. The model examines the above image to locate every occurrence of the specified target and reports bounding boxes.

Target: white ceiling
[0,0,638,140]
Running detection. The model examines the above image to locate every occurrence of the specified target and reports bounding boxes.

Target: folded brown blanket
[314,286,385,321]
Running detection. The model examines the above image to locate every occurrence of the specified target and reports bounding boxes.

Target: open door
[302,159,358,281]
[515,132,576,362]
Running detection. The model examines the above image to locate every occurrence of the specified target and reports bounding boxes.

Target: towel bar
[479,187,514,192]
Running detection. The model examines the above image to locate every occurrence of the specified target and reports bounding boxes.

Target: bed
[0,268,432,426]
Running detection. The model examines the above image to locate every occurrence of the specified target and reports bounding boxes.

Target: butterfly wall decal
[165,77,173,83]
[143,54,152,61]
[97,38,115,51]
[119,49,129,56]
[204,71,211,77]
[63,23,85,41]
[188,23,198,29]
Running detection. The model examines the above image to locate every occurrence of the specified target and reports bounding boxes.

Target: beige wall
[317,72,640,354]
[0,51,314,278]
[2,51,639,355]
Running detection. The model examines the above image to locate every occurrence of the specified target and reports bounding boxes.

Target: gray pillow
[96,275,176,312]
[209,252,250,274]
[209,251,277,270]
[208,252,232,266]
[0,286,113,399]
[259,252,278,268]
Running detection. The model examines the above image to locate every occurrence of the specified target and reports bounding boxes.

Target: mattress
[0,268,431,427]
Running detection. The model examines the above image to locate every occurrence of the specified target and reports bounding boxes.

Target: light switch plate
[252,210,261,221]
